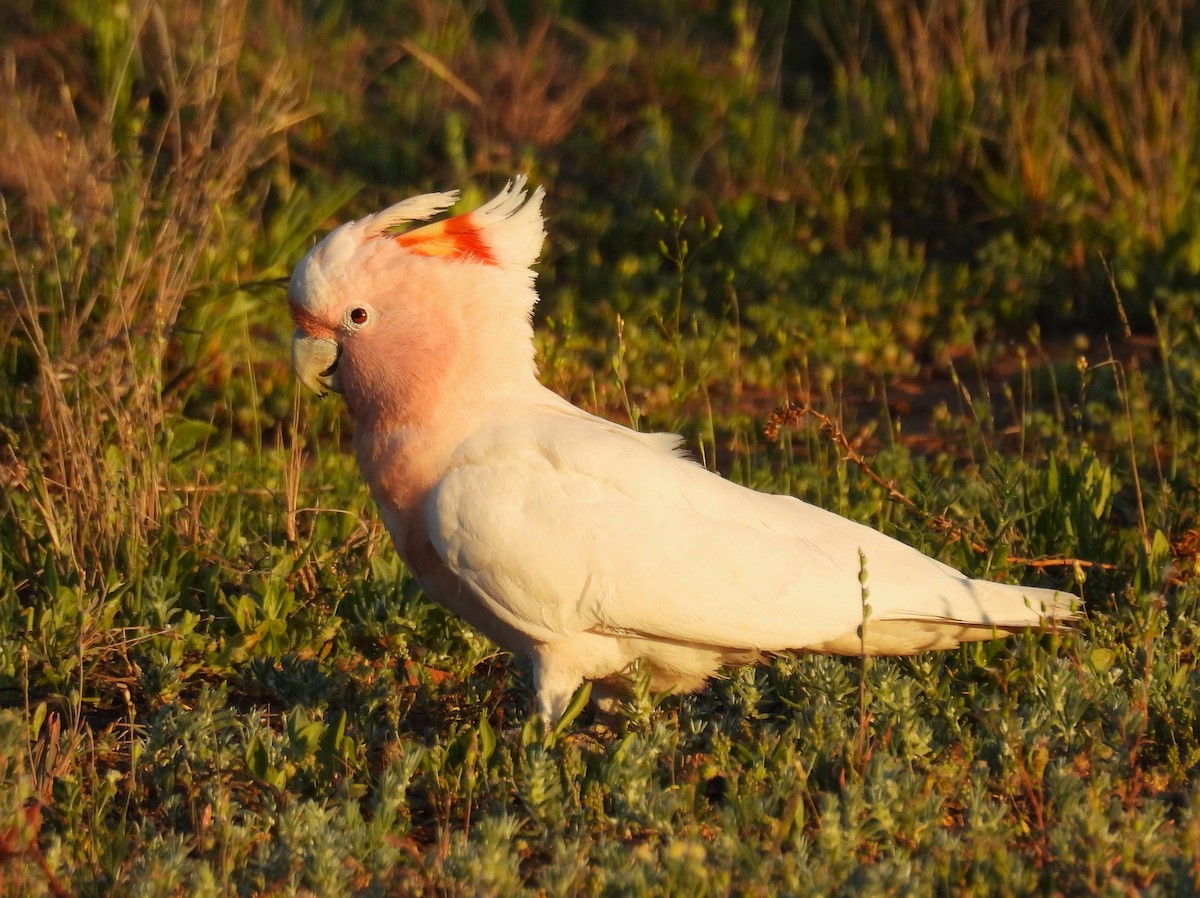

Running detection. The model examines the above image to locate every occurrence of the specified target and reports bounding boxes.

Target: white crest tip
[368,190,461,236]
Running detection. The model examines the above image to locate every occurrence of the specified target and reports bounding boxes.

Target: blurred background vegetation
[1,0,1199,894]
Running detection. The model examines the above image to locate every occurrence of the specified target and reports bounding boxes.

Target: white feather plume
[472,176,547,271]
[367,190,461,236]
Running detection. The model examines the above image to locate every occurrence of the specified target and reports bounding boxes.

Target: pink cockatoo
[289,177,1077,724]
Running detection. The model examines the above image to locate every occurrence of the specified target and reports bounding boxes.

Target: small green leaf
[1089,648,1116,674]
[319,710,348,768]
[245,735,270,781]
[549,681,592,743]
[478,714,496,763]
[30,702,47,740]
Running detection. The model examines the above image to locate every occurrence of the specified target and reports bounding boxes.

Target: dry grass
[2,0,312,589]
[838,0,1199,247]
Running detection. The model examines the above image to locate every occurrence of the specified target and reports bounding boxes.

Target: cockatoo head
[289,177,546,426]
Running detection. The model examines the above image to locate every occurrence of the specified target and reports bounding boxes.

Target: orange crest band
[396,214,498,266]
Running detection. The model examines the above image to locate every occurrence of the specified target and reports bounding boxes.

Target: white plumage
[289,177,1078,724]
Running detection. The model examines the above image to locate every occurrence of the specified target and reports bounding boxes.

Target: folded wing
[424,403,1075,656]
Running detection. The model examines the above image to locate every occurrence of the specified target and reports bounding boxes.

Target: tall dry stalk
[856,0,1199,245]
[1067,0,1199,249]
[1,0,310,592]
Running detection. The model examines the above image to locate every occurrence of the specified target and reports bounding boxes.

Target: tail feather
[955,580,1081,628]
[813,580,1080,656]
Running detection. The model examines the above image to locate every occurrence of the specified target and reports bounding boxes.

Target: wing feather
[423,406,1071,654]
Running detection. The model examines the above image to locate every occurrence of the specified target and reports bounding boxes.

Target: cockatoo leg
[530,645,586,724]
[530,635,630,724]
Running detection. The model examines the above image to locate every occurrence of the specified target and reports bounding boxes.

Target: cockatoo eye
[349,307,369,325]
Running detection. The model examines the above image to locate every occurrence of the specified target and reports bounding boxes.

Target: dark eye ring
[349,307,368,325]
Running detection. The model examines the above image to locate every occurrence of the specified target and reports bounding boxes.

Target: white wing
[423,400,1073,656]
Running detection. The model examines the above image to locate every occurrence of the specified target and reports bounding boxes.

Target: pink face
[290,213,516,428]
[290,179,544,428]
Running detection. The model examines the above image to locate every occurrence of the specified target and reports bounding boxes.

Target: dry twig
[765,401,1121,573]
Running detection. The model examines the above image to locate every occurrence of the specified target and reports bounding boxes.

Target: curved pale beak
[292,330,343,396]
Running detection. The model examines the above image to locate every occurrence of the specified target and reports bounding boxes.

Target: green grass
[2,0,1200,894]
